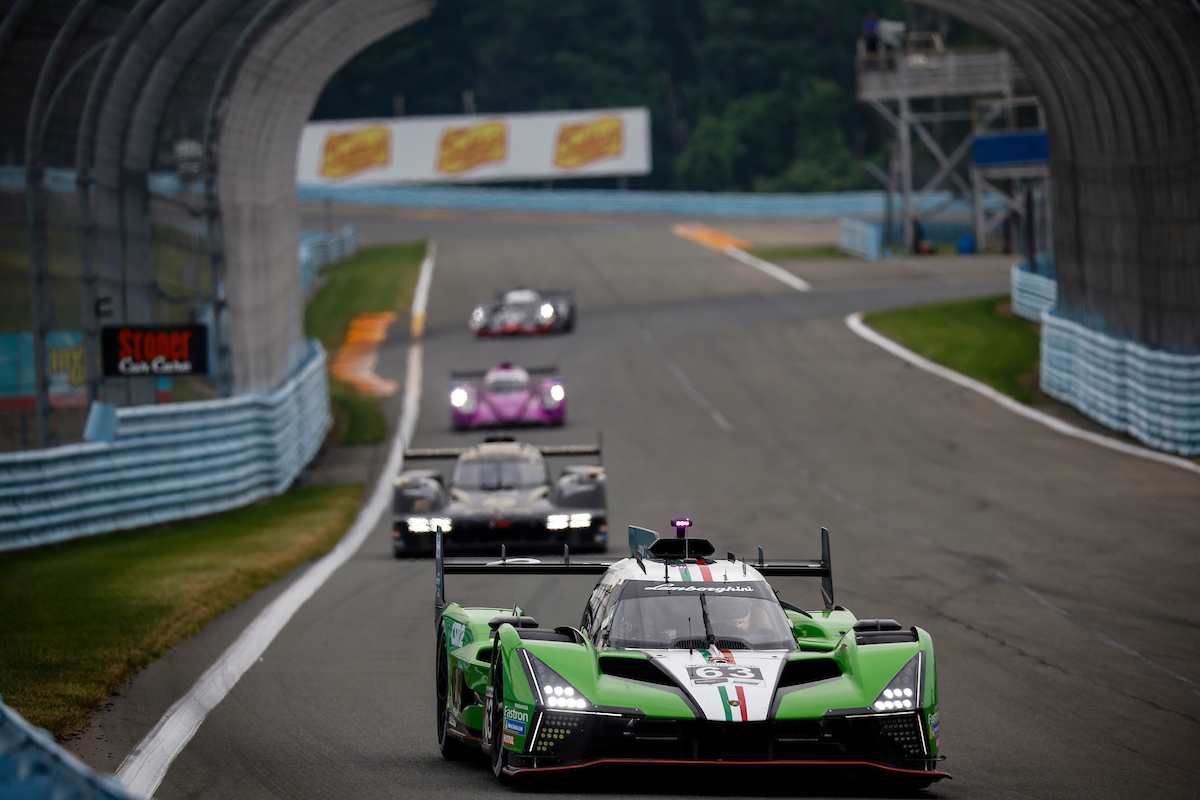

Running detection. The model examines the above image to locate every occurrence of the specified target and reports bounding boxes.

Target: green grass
[866,296,1045,404]
[0,484,363,738]
[304,242,426,445]
[749,244,847,260]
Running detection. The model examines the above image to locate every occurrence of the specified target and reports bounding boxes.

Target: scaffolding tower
[856,32,1029,254]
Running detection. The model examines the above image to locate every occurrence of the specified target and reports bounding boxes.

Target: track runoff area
[79,213,1198,800]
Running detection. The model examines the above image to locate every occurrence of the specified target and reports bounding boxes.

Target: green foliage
[866,296,1046,404]
[0,485,363,737]
[314,0,925,193]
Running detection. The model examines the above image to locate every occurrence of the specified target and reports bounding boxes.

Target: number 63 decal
[687,665,762,682]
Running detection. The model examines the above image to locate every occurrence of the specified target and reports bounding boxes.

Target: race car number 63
[688,665,762,680]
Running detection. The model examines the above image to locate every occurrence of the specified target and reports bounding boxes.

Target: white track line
[845,311,1200,476]
[665,359,734,432]
[116,244,436,797]
[721,245,811,292]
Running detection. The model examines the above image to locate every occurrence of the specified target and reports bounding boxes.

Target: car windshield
[485,374,529,394]
[453,457,546,490]
[503,289,540,305]
[607,580,795,651]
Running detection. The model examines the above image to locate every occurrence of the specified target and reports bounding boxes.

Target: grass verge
[304,242,426,445]
[865,296,1046,404]
[0,484,362,738]
[749,244,847,260]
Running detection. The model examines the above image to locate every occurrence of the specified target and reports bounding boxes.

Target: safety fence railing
[1,697,144,800]
[1040,313,1200,456]
[0,342,331,552]
[1010,263,1057,321]
[299,227,359,293]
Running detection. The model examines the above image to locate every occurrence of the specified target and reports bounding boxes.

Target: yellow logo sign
[554,116,623,169]
[437,121,507,174]
[320,127,391,180]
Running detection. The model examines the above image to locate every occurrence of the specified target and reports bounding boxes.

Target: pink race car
[448,364,566,430]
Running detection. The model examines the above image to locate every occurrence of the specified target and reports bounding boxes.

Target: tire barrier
[1010,264,1057,321]
[1040,313,1200,456]
[299,227,359,293]
[0,342,331,553]
[0,698,144,800]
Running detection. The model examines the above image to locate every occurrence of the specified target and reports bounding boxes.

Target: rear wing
[449,365,560,380]
[752,528,835,610]
[406,432,601,462]
[434,536,617,620]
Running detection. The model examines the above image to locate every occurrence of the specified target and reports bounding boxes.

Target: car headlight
[450,387,470,409]
[872,653,922,711]
[546,514,569,530]
[525,651,591,710]
[549,384,565,402]
[470,306,487,328]
[569,513,591,528]
[407,517,452,533]
[539,302,555,320]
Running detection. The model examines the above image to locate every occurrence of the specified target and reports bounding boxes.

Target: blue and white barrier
[0,698,144,800]
[1041,313,1200,456]
[299,227,359,293]
[0,342,331,552]
[296,183,1003,219]
[1010,264,1057,321]
[840,218,882,260]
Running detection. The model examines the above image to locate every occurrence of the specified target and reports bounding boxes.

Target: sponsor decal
[502,732,515,747]
[505,704,530,724]
[693,677,727,685]
[101,325,208,377]
[554,116,623,169]
[688,664,763,683]
[645,584,753,593]
[0,330,89,410]
[437,121,507,174]
[446,619,470,649]
[504,718,526,736]
[320,126,391,179]
[930,710,940,738]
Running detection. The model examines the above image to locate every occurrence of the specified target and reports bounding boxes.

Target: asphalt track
[71,212,1199,798]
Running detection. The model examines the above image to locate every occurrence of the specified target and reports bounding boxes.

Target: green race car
[433,519,947,787]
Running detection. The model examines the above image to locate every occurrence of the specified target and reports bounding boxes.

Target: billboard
[101,325,209,377]
[0,331,88,410]
[298,107,651,185]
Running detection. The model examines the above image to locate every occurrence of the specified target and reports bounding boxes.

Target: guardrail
[1010,264,1057,321]
[1,697,144,800]
[297,183,1005,219]
[300,227,359,292]
[1041,313,1200,456]
[0,342,331,552]
[840,218,882,260]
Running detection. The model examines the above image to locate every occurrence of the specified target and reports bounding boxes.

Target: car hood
[480,390,538,421]
[447,486,552,517]
[640,648,790,723]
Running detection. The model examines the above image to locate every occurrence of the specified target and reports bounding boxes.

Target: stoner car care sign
[102,325,208,377]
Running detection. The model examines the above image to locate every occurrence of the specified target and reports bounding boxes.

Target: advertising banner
[101,325,209,377]
[298,107,651,186]
[0,331,88,410]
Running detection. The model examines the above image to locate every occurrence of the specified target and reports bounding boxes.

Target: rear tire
[436,624,474,761]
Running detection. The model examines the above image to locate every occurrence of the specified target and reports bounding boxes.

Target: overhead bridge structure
[0,0,1196,450]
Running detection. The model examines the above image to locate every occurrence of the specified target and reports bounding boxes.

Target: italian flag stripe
[718,648,736,664]
[734,685,749,721]
[679,564,692,581]
[717,685,734,722]
[698,648,712,661]
[697,563,713,581]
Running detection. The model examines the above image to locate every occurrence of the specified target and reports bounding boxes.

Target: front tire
[436,624,474,761]
[489,659,513,783]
